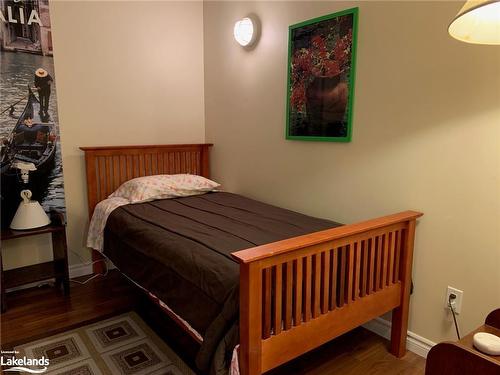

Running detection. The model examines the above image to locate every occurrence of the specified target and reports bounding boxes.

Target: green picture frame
[285,8,359,142]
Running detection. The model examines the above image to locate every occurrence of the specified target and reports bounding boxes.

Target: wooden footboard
[232,210,423,375]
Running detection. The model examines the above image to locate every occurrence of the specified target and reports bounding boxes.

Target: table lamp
[9,161,51,230]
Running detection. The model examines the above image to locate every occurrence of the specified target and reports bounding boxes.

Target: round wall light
[234,17,256,47]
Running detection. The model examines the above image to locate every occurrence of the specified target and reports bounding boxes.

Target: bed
[80,143,423,375]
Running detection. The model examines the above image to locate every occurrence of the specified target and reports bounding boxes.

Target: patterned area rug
[14,311,195,375]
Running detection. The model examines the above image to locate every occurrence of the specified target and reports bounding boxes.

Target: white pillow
[109,174,220,204]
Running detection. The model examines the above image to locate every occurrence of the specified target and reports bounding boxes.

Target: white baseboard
[363,317,436,358]
[69,262,94,278]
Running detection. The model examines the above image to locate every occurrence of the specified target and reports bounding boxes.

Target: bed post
[83,151,107,274]
[390,219,417,357]
[240,262,262,375]
[200,144,211,178]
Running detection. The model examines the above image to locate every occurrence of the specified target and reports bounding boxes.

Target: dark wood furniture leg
[50,210,70,295]
[390,220,416,357]
[52,229,70,295]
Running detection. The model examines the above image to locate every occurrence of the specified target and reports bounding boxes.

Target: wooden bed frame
[80,143,423,375]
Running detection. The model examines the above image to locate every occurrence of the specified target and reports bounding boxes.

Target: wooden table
[1,211,69,313]
[426,309,500,374]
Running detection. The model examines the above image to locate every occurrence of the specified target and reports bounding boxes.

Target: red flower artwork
[290,26,353,112]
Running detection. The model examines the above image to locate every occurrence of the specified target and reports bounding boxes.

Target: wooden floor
[269,328,425,375]
[1,270,142,349]
[0,270,425,374]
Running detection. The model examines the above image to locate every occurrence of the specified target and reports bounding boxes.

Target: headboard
[79,144,213,218]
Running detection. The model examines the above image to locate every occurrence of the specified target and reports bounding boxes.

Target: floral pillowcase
[109,174,221,204]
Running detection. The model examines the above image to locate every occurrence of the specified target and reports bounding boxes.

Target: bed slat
[361,240,368,297]
[284,261,293,330]
[273,264,282,335]
[293,259,302,326]
[347,243,354,304]
[312,254,321,318]
[330,248,337,310]
[321,250,330,314]
[368,237,375,294]
[98,157,106,202]
[339,246,346,307]
[382,233,389,288]
[376,236,383,291]
[303,256,312,322]
[354,241,361,300]
[388,232,396,285]
[395,230,402,282]
[262,268,272,339]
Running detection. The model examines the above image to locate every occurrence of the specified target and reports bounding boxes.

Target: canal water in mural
[0,0,66,228]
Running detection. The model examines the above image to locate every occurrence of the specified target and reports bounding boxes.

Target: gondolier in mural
[34,68,53,117]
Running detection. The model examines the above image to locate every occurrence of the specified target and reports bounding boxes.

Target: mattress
[103,192,341,373]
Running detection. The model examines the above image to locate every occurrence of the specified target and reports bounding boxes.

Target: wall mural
[0,0,65,228]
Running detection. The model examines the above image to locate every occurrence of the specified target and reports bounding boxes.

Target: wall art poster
[0,0,66,228]
[286,8,358,142]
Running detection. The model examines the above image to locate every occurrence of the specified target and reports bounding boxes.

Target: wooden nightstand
[1,211,70,313]
[426,309,500,374]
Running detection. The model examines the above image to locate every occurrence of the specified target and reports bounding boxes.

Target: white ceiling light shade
[449,0,500,44]
[234,17,257,47]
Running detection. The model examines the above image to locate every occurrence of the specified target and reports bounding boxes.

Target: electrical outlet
[445,286,463,314]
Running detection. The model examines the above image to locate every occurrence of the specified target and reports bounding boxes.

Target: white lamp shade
[10,190,51,230]
[449,0,500,44]
[234,17,255,46]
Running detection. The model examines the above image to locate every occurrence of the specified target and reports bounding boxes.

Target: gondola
[1,87,57,228]
[0,87,57,175]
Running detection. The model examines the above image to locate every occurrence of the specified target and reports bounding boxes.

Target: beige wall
[204,1,500,344]
[2,1,205,268]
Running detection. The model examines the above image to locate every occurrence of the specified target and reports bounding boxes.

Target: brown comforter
[103,192,340,374]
